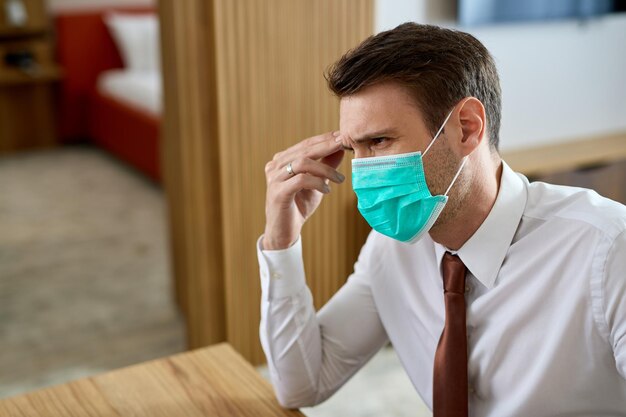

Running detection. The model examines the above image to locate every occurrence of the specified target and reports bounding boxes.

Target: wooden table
[502,132,626,177]
[0,343,304,417]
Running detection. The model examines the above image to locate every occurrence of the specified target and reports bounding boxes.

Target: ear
[454,97,486,157]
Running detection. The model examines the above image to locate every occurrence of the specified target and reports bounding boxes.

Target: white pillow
[104,12,160,73]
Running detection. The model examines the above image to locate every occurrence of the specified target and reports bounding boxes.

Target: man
[257,23,626,416]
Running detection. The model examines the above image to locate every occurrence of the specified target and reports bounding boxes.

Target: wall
[47,0,153,13]
[375,0,626,151]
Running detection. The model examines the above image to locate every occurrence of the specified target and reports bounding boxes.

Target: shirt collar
[434,161,527,289]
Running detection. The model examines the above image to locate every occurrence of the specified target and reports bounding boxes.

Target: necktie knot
[442,252,467,294]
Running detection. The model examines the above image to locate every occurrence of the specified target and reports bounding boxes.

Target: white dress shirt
[257,161,626,416]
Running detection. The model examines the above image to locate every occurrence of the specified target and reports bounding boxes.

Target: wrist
[262,233,297,251]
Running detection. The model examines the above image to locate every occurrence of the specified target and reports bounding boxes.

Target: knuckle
[269,183,285,198]
[292,158,307,172]
[301,149,311,159]
[291,173,303,184]
[293,174,308,186]
[268,169,283,184]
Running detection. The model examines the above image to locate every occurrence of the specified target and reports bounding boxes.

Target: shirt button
[271,272,282,280]
[468,384,476,395]
[465,283,472,294]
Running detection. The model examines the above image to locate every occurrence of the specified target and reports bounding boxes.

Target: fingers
[265,131,347,190]
[275,157,345,183]
[280,173,330,198]
[278,131,337,158]
[273,131,344,167]
[321,149,345,170]
[263,132,346,249]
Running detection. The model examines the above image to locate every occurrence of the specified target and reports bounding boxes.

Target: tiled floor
[0,145,432,416]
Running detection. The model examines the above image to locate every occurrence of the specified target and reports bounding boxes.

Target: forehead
[339,82,426,136]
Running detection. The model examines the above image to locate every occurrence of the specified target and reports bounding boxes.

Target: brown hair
[326,23,502,151]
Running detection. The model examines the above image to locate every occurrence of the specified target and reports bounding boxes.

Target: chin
[429,218,445,236]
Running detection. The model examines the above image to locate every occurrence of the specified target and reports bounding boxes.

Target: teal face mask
[351,110,467,243]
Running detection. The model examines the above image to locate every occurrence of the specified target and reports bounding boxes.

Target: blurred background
[0,0,624,416]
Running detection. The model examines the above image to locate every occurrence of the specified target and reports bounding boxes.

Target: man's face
[339,81,459,198]
[339,81,434,159]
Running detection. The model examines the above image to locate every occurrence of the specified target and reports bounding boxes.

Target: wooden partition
[160,0,373,363]
[159,0,227,348]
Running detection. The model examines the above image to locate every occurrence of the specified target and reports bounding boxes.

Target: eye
[371,137,389,147]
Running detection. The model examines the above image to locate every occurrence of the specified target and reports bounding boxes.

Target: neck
[429,154,502,251]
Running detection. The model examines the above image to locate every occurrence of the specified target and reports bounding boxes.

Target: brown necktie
[433,252,469,417]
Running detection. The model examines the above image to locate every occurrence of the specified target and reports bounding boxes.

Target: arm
[258,231,388,408]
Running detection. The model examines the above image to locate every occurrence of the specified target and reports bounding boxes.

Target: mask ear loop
[444,156,468,196]
[423,108,455,157]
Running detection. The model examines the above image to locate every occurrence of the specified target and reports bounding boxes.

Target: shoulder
[521,180,626,345]
[524,179,626,241]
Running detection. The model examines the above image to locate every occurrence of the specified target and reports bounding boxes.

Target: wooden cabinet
[503,133,626,204]
[0,0,62,154]
[534,159,626,205]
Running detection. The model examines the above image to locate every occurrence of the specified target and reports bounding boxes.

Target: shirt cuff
[256,235,307,300]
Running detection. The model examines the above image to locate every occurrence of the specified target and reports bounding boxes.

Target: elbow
[274,387,321,409]
[276,396,305,410]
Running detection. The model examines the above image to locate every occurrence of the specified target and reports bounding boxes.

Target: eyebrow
[341,128,398,150]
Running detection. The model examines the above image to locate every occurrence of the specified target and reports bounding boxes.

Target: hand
[263,131,346,250]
